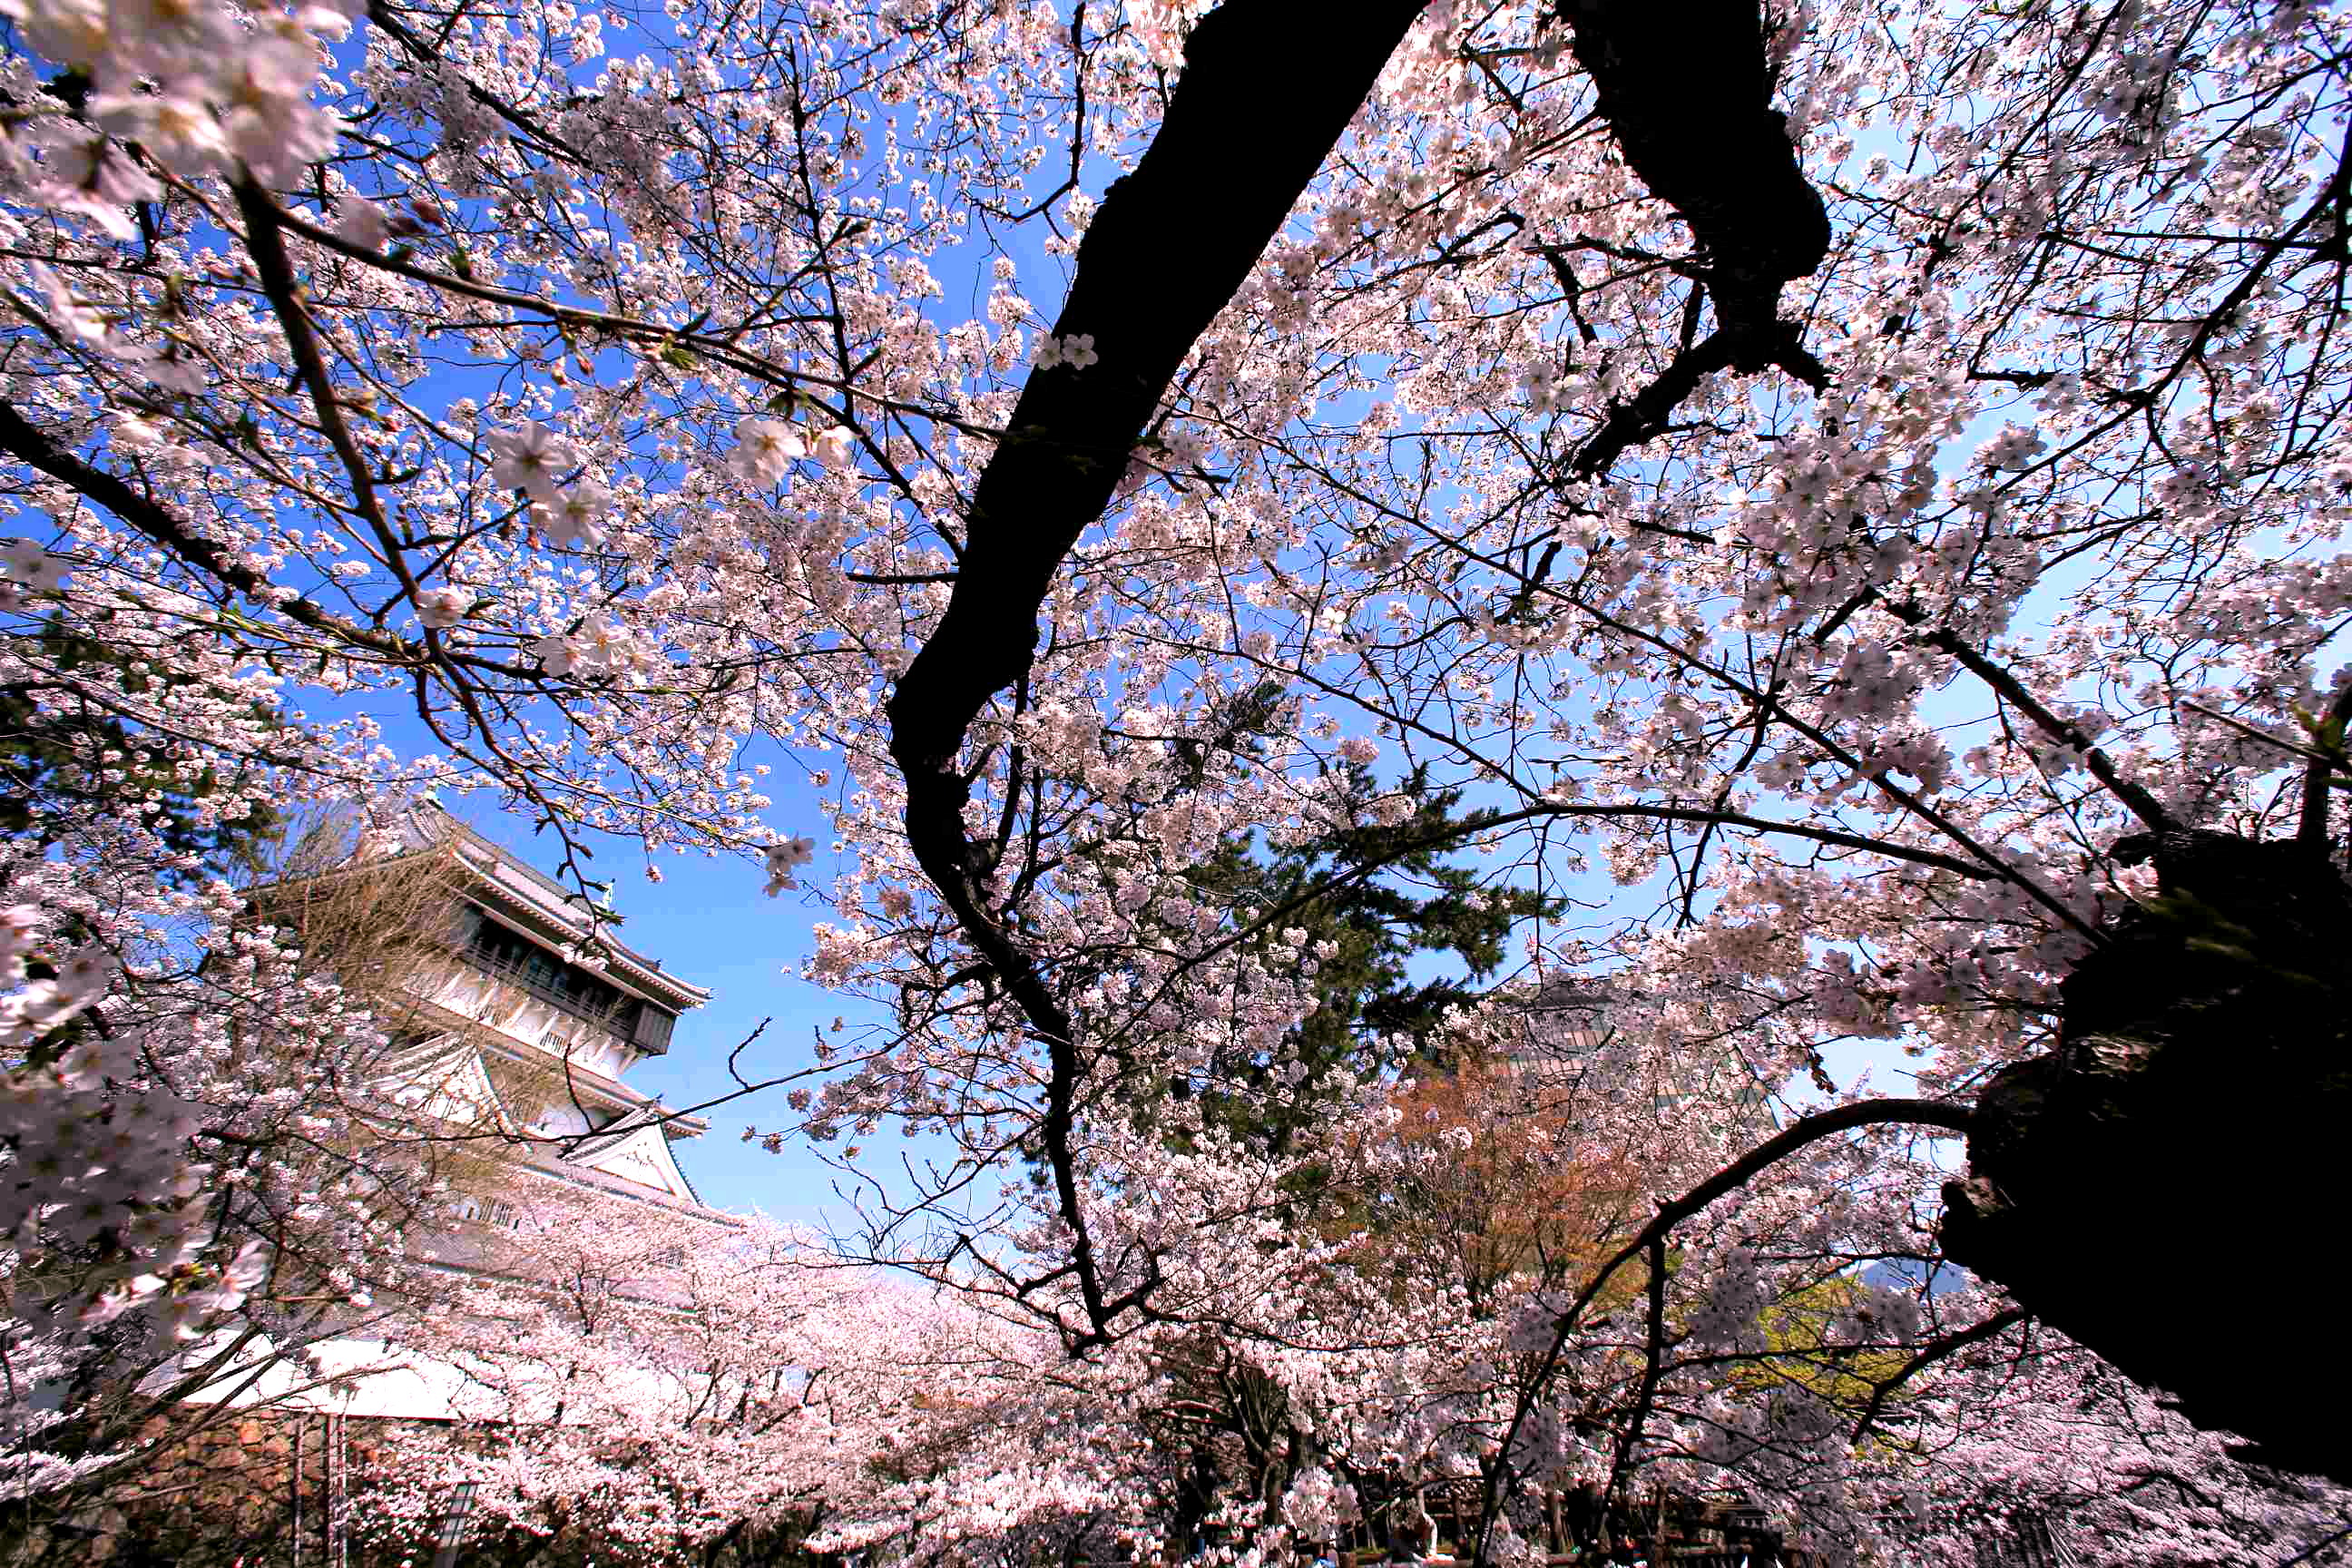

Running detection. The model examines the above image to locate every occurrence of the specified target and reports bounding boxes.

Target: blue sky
[299,12,2006,1230]
[307,15,1098,1231]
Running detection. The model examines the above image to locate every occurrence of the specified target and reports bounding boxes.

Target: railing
[462,951,639,1039]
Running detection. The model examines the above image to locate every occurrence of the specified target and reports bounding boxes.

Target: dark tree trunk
[1942,828,2352,1482]
[1554,0,1828,356]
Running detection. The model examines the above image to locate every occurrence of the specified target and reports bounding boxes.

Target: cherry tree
[4,0,2351,1556]
[351,1204,936,1564]
[0,819,515,1524]
[352,1197,1213,1568]
[1896,1345,2352,1567]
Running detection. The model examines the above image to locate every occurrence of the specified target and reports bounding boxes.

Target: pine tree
[1175,765,1561,1154]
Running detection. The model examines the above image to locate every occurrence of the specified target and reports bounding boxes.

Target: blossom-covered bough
[4,0,2351,1559]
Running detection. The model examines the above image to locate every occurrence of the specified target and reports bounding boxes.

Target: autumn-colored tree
[1334,1054,1642,1318]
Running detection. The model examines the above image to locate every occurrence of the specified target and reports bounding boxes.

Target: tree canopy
[4,0,2352,1561]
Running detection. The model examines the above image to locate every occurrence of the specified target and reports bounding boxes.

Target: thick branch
[1569,328,1740,483]
[1604,1233,1671,1514]
[0,401,414,662]
[1567,1098,1974,1339]
[1849,1305,2030,1443]
[1556,0,1829,350]
[233,180,417,600]
[881,0,1430,1348]
[1880,599,2173,836]
[1472,1097,1973,1568]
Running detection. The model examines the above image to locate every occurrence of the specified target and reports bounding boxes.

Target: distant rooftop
[395,806,712,1014]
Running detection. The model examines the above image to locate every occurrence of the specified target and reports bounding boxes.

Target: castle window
[631,1004,676,1054]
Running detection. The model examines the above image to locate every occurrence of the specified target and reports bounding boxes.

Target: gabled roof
[556,1113,709,1206]
[381,1028,717,1200]
[397,806,712,1014]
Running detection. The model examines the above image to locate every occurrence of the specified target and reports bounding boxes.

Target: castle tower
[372,804,718,1217]
[139,809,740,1566]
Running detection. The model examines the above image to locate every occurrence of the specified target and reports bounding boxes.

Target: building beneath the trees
[368,804,720,1220]
[143,808,739,1566]
[1502,978,1616,1074]
[247,801,740,1318]
[1501,977,1769,1121]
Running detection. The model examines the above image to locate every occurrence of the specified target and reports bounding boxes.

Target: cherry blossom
[812,425,859,472]
[764,836,818,896]
[415,586,473,630]
[1032,332,1102,371]
[0,0,2347,1556]
[730,417,808,486]
[536,478,612,550]
[0,539,63,592]
[487,420,573,505]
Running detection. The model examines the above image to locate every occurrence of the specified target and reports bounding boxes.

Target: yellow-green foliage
[1725,1278,1913,1412]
